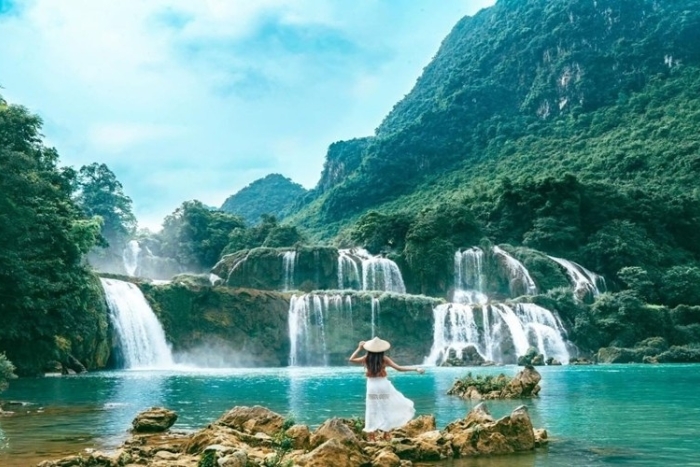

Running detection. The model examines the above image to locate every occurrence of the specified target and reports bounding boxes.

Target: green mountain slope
[221,173,307,225]
[288,0,700,240]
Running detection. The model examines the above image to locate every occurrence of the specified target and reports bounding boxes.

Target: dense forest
[2,0,700,379]
[220,173,307,225]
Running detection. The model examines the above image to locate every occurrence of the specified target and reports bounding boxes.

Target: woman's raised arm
[384,356,425,373]
[348,341,366,364]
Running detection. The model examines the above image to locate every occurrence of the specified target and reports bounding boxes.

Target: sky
[0,0,495,230]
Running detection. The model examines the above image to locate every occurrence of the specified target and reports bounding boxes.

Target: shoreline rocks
[36,403,548,467]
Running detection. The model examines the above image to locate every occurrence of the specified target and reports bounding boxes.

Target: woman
[348,336,425,441]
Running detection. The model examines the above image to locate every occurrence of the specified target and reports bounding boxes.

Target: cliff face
[142,282,291,366]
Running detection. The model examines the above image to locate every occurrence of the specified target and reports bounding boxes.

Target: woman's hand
[358,341,366,348]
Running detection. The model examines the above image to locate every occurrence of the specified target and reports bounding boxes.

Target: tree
[74,162,136,247]
[0,352,16,393]
[159,200,246,270]
[0,97,105,374]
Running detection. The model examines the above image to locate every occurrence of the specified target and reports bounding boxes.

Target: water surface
[1,365,699,466]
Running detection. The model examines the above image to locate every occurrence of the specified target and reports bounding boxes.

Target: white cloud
[0,0,496,230]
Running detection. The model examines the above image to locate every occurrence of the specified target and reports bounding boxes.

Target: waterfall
[453,248,488,304]
[338,250,361,289]
[424,302,570,365]
[288,294,344,366]
[100,278,174,369]
[493,246,538,296]
[370,298,380,337]
[122,240,141,277]
[337,248,405,293]
[282,251,297,291]
[548,256,605,300]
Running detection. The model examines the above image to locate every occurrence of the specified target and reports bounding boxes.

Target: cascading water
[282,251,297,291]
[100,278,174,369]
[427,245,572,365]
[337,248,406,293]
[548,256,605,300]
[493,246,538,296]
[453,248,488,304]
[289,293,351,366]
[424,302,570,365]
[337,250,362,289]
[370,298,380,337]
[122,240,141,277]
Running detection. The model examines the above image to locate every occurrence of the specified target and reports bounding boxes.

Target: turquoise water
[1,365,700,466]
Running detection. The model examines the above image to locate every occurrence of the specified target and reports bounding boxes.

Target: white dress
[364,376,416,432]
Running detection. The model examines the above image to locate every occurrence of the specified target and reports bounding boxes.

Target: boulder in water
[447,366,541,400]
[131,407,178,433]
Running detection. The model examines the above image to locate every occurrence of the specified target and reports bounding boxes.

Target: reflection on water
[1,365,700,466]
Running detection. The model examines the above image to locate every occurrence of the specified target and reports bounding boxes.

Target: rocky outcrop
[36,403,547,467]
[447,366,541,400]
[597,341,700,364]
[212,247,339,291]
[132,407,178,433]
[517,347,546,366]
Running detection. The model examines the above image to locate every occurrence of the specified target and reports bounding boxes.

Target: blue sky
[0,0,494,230]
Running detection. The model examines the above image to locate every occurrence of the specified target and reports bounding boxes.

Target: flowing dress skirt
[364,376,415,432]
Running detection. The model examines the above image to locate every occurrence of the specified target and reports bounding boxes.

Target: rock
[445,404,536,457]
[295,438,370,467]
[393,415,436,438]
[545,357,561,365]
[569,357,593,365]
[440,346,485,366]
[372,449,401,467]
[642,355,659,364]
[534,428,548,447]
[501,366,541,398]
[217,450,247,467]
[464,402,495,427]
[411,430,451,461]
[35,402,547,467]
[448,367,541,400]
[131,407,178,433]
[216,406,284,436]
[517,347,545,366]
[310,418,359,448]
[286,424,312,450]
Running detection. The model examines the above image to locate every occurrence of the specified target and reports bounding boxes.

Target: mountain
[287,0,700,237]
[221,174,307,225]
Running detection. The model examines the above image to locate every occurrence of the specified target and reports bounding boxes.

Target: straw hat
[363,336,391,353]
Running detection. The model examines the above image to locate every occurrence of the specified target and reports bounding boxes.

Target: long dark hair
[365,351,385,376]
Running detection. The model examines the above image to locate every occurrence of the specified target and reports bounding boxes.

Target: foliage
[264,429,294,467]
[197,450,217,467]
[452,372,510,394]
[0,96,107,374]
[157,200,246,271]
[222,215,306,255]
[73,162,136,248]
[348,210,413,254]
[0,352,16,392]
[221,173,307,225]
